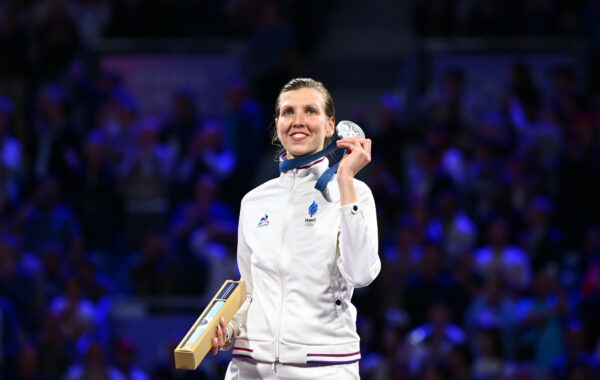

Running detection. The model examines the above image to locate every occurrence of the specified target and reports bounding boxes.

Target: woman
[211,78,380,379]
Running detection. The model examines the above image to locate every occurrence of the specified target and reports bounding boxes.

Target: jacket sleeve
[223,199,253,349]
[337,181,380,288]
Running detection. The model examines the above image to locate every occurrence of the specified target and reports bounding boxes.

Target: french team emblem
[305,201,318,228]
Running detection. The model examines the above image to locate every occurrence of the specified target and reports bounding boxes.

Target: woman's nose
[292,112,305,125]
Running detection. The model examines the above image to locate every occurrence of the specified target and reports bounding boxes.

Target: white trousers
[224,357,360,380]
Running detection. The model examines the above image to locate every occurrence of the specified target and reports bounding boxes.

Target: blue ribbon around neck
[278,141,346,192]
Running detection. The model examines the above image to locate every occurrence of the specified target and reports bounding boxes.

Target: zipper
[275,169,296,363]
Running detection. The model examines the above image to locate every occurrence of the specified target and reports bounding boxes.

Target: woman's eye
[283,109,293,115]
[307,109,316,114]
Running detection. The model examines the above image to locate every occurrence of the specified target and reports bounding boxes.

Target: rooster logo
[257,213,269,227]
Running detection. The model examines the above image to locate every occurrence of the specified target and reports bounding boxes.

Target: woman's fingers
[336,138,371,162]
[336,137,372,178]
[337,137,370,154]
[217,321,225,347]
[209,337,219,355]
[363,138,372,156]
[209,318,228,355]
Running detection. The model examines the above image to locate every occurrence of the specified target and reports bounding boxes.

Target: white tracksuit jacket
[228,157,380,365]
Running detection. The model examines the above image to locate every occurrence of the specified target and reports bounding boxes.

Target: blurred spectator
[119,116,173,248]
[14,344,49,380]
[160,88,197,161]
[378,214,422,313]
[418,69,477,138]
[222,77,265,200]
[69,0,110,47]
[400,300,466,374]
[553,320,600,379]
[61,340,122,380]
[0,233,42,331]
[191,119,236,181]
[473,217,532,291]
[515,270,568,370]
[426,189,477,260]
[75,129,121,252]
[37,311,70,379]
[77,259,113,304]
[18,178,84,264]
[505,62,542,131]
[113,338,148,380]
[130,230,180,296]
[33,0,80,81]
[471,328,511,380]
[580,255,600,351]
[38,241,70,301]
[465,277,515,360]
[31,85,82,193]
[49,277,96,349]
[549,65,582,126]
[519,196,563,271]
[170,174,236,294]
[98,85,139,161]
[442,344,472,380]
[404,242,449,325]
[65,58,103,134]
[557,110,600,250]
[0,95,23,210]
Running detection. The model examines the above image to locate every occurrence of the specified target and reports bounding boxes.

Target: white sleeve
[337,182,380,288]
[223,199,253,349]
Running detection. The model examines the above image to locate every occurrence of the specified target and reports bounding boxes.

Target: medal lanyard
[278,141,346,192]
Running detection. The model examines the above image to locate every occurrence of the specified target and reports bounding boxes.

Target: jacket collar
[278,154,330,185]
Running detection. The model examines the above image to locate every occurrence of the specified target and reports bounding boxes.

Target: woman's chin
[286,148,317,159]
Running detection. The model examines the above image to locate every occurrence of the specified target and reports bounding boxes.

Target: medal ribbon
[278,142,346,192]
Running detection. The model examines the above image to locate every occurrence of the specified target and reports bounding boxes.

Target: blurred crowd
[358,62,600,379]
[1,0,600,380]
[413,0,595,37]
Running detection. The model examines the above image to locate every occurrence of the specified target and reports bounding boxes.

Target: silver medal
[336,120,365,139]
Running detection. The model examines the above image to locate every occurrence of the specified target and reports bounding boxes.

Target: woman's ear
[326,116,335,138]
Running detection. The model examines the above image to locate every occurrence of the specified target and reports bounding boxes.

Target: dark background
[1,0,600,379]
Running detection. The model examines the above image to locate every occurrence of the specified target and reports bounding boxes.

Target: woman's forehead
[279,88,325,108]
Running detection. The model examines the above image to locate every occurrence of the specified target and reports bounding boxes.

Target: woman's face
[276,87,334,159]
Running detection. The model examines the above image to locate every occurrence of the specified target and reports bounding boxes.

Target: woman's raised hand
[336,137,372,179]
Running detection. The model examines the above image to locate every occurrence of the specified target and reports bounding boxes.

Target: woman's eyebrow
[281,102,320,109]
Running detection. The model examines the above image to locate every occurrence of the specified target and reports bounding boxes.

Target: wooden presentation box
[174,280,246,370]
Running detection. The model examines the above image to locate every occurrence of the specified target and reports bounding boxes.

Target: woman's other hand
[209,317,230,355]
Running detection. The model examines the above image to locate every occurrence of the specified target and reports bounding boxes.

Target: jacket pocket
[331,278,345,329]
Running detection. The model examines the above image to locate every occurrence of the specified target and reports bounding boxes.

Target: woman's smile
[290,131,309,141]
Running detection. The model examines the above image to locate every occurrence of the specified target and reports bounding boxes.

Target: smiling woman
[209,78,380,380]
[271,78,336,159]
[276,86,334,159]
